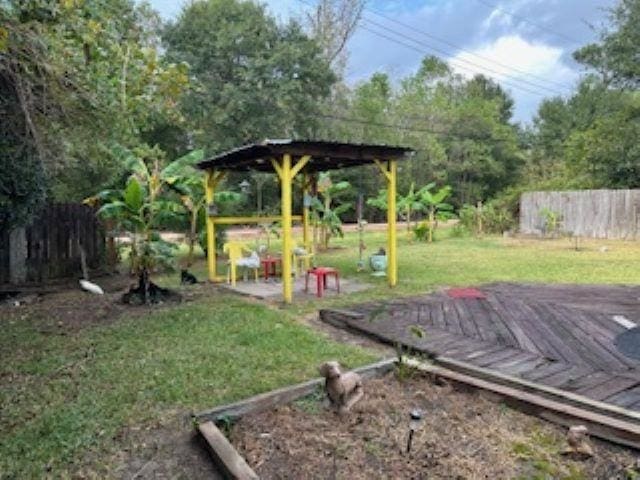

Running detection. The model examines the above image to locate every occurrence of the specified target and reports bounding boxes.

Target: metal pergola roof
[196,139,415,173]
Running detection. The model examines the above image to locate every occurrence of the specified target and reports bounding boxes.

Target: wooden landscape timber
[194,358,396,479]
[198,421,259,480]
[195,353,640,478]
[193,358,396,424]
[405,358,640,450]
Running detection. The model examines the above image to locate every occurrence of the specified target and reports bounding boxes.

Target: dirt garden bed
[228,370,638,479]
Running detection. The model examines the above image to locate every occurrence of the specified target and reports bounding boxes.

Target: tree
[0,0,190,230]
[305,0,365,74]
[574,0,640,88]
[163,0,336,153]
[528,76,639,189]
[165,160,242,267]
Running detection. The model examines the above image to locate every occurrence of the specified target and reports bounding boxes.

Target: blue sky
[148,0,615,123]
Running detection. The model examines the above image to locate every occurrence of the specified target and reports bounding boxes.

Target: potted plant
[369,247,387,276]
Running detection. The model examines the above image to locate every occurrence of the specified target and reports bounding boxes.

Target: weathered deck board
[320,283,640,414]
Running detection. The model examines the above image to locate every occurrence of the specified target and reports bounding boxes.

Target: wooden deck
[320,283,640,412]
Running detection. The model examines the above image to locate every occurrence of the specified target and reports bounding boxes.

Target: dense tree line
[1,0,638,231]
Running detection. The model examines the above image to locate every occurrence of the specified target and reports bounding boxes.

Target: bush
[458,201,516,235]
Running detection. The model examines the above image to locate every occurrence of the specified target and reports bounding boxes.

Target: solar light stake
[406,409,423,454]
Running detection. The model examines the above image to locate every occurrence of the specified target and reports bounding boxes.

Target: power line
[363,7,574,90]
[359,23,553,98]
[294,0,565,98]
[474,0,583,46]
[315,113,513,143]
[361,17,565,96]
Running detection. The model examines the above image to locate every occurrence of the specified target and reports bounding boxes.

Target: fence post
[9,228,27,284]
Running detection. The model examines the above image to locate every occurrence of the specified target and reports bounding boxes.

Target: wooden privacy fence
[520,189,640,239]
[0,204,105,286]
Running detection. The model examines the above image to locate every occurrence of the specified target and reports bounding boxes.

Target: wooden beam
[281,154,293,303]
[193,358,395,423]
[290,155,311,178]
[386,160,397,287]
[435,355,640,424]
[404,357,640,450]
[198,421,259,480]
[270,157,283,180]
[373,158,391,182]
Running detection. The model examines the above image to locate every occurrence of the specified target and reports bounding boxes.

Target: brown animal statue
[318,361,364,415]
[564,425,594,458]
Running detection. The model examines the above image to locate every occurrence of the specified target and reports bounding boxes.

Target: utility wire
[315,113,513,143]
[361,18,565,96]
[474,0,583,46]
[359,23,552,97]
[363,7,574,90]
[294,0,565,98]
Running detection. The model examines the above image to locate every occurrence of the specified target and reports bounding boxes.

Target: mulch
[230,371,638,479]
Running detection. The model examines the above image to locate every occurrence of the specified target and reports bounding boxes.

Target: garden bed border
[194,356,640,479]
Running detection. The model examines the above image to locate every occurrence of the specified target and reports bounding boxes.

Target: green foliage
[458,201,516,236]
[573,0,640,88]
[0,0,191,224]
[311,172,353,249]
[322,58,522,211]
[414,183,455,242]
[92,145,201,292]
[163,0,335,152]
[540,208,563,238]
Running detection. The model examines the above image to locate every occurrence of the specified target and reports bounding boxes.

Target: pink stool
[305,267,340,298]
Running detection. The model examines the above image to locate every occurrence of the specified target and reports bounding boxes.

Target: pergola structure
[196,139,414,303]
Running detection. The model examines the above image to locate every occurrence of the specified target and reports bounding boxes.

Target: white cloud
[481,8,513,31]
[451,35,569,81]
[449,35,577,121]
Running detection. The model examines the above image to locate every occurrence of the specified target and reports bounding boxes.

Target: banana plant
[90,144,202,302]
[415,183,454,243]
[311,172,352,250]
[367,183,424,239]
[161,149,241,267]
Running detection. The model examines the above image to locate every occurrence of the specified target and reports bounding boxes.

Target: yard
[2,228,639,477]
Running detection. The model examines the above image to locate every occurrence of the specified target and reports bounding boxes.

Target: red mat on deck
[446,288,486,299]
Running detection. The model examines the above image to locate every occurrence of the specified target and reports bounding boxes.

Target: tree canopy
[1,0,638,234]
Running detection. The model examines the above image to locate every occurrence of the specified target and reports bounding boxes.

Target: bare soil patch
[0,274,214,333]
[230,371,638,479]
[107,412,223,480]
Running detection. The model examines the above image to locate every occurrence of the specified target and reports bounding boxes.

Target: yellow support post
[280,154,293,303]
[302,173,311,253]
[205,170,225,282]
[386,160,398,287]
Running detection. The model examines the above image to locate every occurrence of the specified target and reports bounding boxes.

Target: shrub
[458,201,516,235]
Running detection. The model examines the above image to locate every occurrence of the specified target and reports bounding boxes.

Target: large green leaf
[96,201,127,219]
[162,149,204,180]
[124,177,144,212]
[112,144,149,180]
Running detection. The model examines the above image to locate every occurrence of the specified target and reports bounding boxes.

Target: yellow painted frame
[205,170,226,282]
[204,152,399,302]
[374,159,398,286]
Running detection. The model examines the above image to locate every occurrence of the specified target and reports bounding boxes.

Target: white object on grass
[79,279,104,295]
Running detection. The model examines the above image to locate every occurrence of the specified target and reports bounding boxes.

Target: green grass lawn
[292,227,640,312]
[2,227,639,477]
[0,295,374,477]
